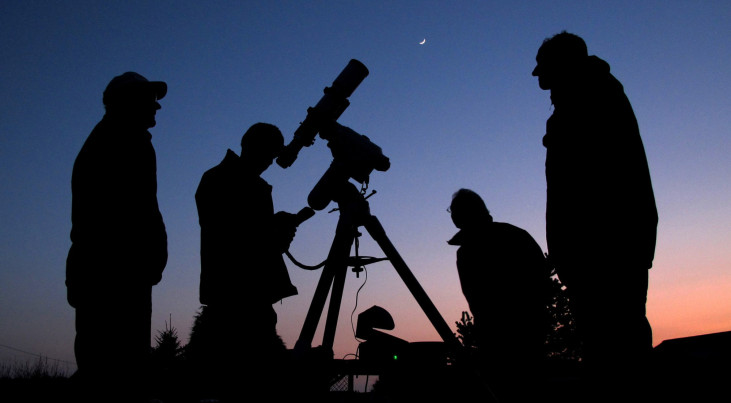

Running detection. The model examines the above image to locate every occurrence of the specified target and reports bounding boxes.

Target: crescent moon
[419,38,426,45]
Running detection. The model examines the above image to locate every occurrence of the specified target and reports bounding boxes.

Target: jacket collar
[448,221,494,246]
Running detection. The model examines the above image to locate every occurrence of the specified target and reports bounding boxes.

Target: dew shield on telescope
[276,59,369,168]
[329,59,369,99]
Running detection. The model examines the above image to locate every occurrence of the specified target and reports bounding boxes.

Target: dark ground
[2,355,726,403]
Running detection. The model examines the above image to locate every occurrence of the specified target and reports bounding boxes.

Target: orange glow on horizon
[648,273,731,345]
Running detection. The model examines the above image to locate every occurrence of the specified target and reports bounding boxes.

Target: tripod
[294,183,459,353]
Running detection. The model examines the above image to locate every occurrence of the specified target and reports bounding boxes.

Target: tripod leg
[322,245,349,350]
[295,260,335,352]
[295,215,356,352]
[364,214,460,350]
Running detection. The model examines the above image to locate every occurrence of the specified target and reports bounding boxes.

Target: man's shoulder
[82,117,153,151]
[492,221,524,234]
[197,150,271,196]
[80,118,111,147]
[75,118,126,164]
[493,222,539,244]
[201,150,237,177]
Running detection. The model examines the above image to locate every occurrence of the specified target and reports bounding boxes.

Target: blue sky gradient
[1,1,729,371]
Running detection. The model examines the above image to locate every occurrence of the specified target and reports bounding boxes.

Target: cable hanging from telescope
[285,251,388,271]
[284,250,327,271]
[350,236,368,343]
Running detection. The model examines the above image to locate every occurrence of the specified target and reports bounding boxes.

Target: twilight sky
[1,1,729,372]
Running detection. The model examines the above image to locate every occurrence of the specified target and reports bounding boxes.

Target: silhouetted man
[194,123,299,401]
[532,32,658,388]
[66,72,168,402]
[448,188,552,402]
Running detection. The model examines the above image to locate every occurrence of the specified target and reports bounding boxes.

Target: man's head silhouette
[532,31,588,90]
[449,188,493,229]
[240,123,285,175]
[103,72,167,128]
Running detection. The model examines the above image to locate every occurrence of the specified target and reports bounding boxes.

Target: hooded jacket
[543,56,658,276]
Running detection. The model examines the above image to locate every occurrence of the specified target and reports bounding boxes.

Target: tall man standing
[66,72,168,402]
[532,32,658,388]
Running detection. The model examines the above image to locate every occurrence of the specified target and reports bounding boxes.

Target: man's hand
[273,211,298,252]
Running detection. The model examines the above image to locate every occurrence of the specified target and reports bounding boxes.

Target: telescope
[307,122,390,211]
[276,59,370,169]
[285,60,463,397]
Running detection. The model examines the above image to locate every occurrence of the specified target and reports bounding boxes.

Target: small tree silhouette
[544,264,582,363]
[149,317,187,401]
[188,306,208,342]
[455,311,477,348]
[181,306,209,367]
[151,317,184,372]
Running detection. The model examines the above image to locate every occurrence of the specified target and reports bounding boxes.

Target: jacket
[449,220,552,352]
[543,56,658,274]
[66,116,168,307]
[195,150,297,307]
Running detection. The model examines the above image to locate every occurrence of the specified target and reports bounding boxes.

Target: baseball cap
[102,72,167,106]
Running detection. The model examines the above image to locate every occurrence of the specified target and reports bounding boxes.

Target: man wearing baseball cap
[67,72,168,402]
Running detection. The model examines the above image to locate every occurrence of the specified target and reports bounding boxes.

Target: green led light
[393,355,398,360]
